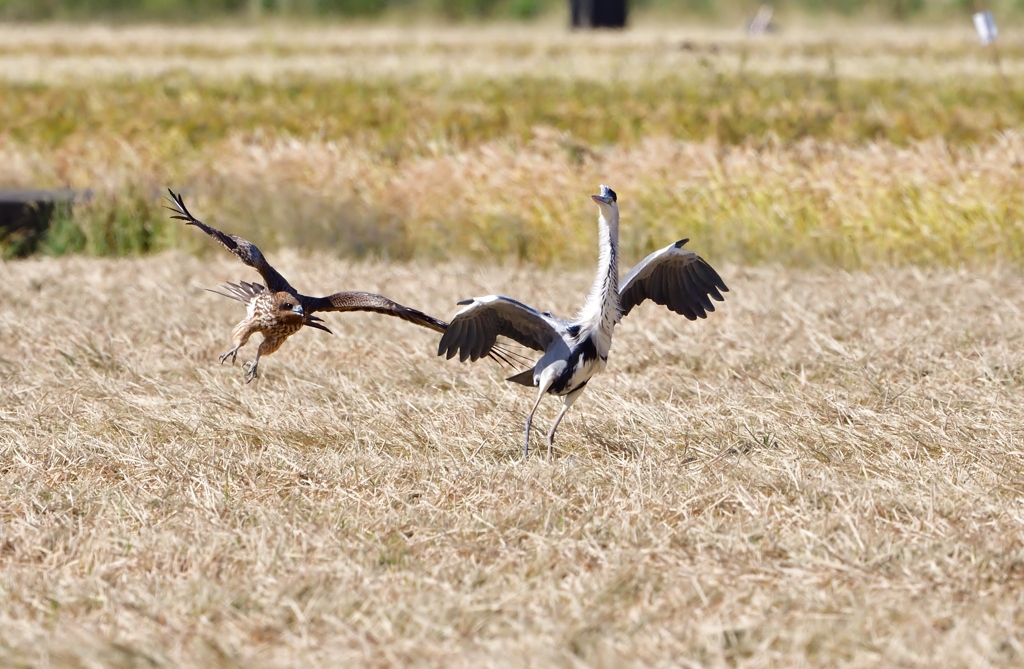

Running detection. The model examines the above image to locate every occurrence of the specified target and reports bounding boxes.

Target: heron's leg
[523,385,547,459]
[546,386,586,459]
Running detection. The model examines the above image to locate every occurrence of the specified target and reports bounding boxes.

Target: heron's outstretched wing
[619,239,728,320]
[437,295,562,363]
[304,291,449,332]
[166,189,296,294]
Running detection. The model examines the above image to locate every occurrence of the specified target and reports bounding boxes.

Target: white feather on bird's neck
[575,201,620,357]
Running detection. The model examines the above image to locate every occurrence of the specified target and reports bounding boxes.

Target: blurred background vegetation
[1,0,1023,267]
[1,0,1022,22]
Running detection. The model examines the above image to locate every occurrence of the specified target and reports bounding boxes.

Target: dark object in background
[571,0,627,28]
[0,189,80,257]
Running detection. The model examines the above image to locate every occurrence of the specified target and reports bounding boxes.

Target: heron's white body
[533,336,604,396]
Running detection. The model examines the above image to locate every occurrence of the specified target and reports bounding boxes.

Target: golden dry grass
[6,130,1024,266]
[2,252,1024,666]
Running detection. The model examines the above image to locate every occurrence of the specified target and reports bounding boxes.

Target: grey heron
[167,189,518,382]
[437,185,728,458]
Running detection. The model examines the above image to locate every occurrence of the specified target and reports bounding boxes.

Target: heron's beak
[591,184,614,205]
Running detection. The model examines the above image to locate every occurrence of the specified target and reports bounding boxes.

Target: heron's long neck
[577,207,620,352]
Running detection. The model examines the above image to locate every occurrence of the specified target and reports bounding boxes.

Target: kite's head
[273,292,306,324]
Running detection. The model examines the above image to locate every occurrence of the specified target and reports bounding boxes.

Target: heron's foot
[219,347,239,366]
[242,360,259,383]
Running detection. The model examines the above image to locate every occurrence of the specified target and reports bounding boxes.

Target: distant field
[1,254,1023,666]
[1,25,1024,266]
[0,0,1009,22]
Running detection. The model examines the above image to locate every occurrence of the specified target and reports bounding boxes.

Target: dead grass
[1,253,1024,666]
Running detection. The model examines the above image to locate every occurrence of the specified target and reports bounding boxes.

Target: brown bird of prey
[167,189,465,382]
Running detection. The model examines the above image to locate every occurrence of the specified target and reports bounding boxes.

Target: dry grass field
[1,253,1024,667]
[3,21,1024,668]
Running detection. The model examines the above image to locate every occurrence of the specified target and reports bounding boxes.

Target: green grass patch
[3,71,1023,153]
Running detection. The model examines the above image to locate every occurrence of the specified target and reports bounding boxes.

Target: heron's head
[591,184,618,210]
[272,292,305,323]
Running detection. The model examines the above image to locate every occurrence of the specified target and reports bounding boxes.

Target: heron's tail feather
[505,368,536,387]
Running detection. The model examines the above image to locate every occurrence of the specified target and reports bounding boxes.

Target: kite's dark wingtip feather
[164,193,195,221]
